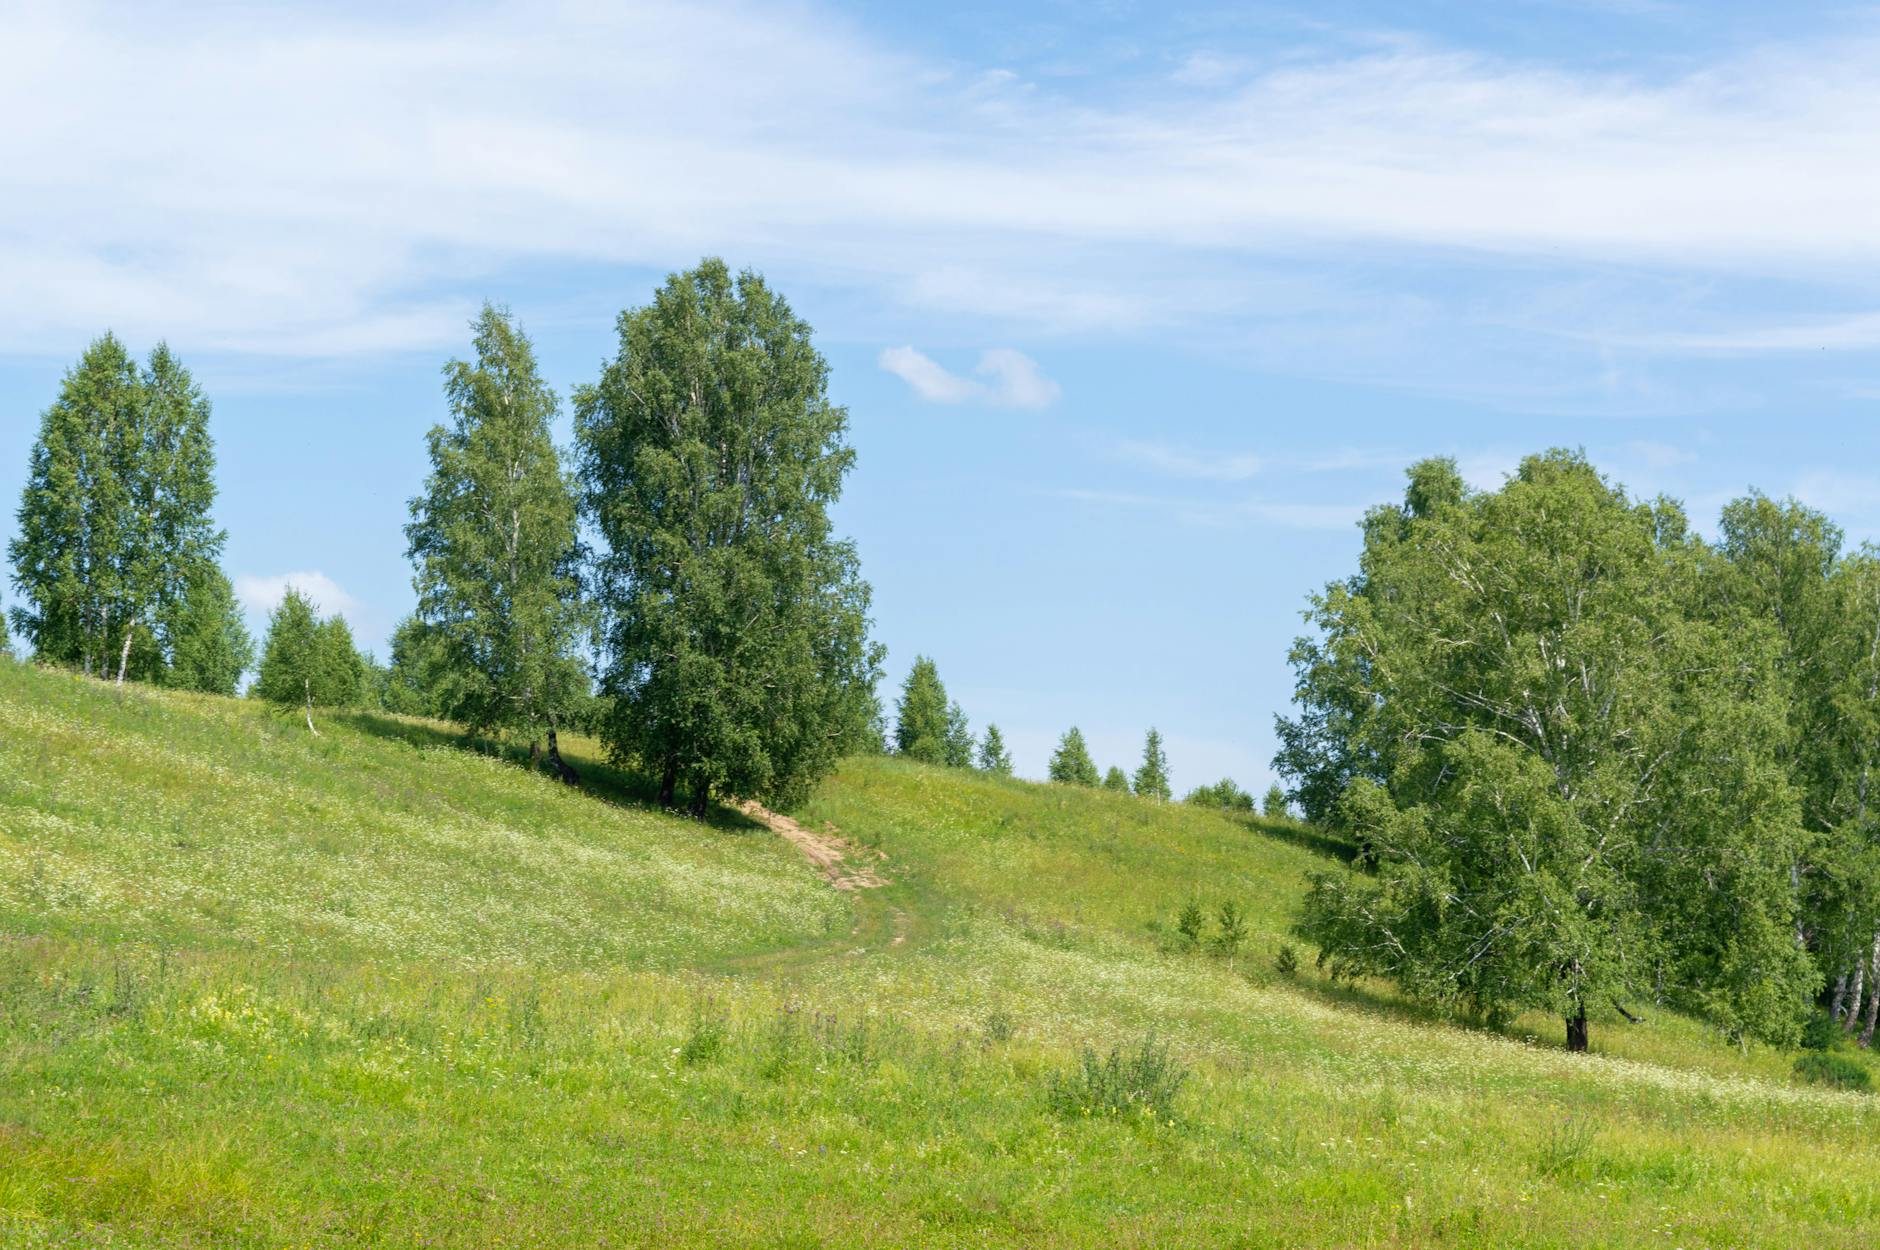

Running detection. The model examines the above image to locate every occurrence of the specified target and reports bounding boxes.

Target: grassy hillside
[4,661,1880,1247]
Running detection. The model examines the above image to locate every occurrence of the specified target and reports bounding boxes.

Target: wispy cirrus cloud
[8,0,1880,384]
[1110,439,1262,482]
[879,346,1060,409]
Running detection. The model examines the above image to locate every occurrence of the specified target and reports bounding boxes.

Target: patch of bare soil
[736,799,889,892]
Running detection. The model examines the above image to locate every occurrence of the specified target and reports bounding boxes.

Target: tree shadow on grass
[1236,815,1364,865]
[1287,969,1588,1052]
[333,710,767,837]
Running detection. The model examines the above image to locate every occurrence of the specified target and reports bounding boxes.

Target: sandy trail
[736,799,889,892]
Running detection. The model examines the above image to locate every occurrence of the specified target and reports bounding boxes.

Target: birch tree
[575,260,881,816]
[406,305,589,759]
[1294,452,1814,1050]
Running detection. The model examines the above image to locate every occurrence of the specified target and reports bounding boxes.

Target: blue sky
[6,0,1880,791]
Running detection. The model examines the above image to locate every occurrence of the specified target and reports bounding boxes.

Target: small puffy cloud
[878,345,983,403]
[975,348,1061,409]
[233,571,360,619]
[879,346,1060,409]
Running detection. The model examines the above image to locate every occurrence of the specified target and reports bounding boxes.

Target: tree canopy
[894,657,951,763]
[1286,451,1815,1050]
[1133,728,1171,801]
[978,723,1013,775]
[575,259,881,815]
[406,304,590,752]
[1049,727,1100,787]
[9,335,228,684]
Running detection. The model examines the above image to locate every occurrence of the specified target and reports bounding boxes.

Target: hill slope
[2,661,1879,1247]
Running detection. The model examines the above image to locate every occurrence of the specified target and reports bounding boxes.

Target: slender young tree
[315,616,367,709]
[253,588,325,730]
[1262,784,1289,819]
[943,700,974,768]
[977,723,1013,775]
[1133,728,1171,800]
[894,656,952,763]
[406,305,590,762]
[380,614,450,718]
[576,259,880,816]
[1048,727,1100,786]
[10,335,141,674]
[1103,765,1131,792]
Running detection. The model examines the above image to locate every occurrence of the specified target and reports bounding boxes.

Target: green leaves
[253,588,364,711]
[405,304,589,745]
[574,260,880,813]
[1133,727,1171,801]
[9,334,229,682]
[1049,727,1099,787]
[1291,450,1815,1046]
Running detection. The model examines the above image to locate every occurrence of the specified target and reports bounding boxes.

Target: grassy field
[4,659,1880,1246]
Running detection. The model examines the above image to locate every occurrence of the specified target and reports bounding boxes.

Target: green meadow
[4,658,1880,1247]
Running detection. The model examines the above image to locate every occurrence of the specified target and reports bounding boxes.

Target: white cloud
[1626,439,1696,470]
[878,346,981,403]
[9,4,1880,365]
[1113,439,1262,482]
[233,572,360,620]
[1043,487,1363,531]
[879,346,1059,409]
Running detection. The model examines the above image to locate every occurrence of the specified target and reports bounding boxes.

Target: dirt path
[736,799,890,892]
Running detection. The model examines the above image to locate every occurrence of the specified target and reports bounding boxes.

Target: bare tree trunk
[116,620,135,686]
[529,738,540,770]
[1847,963,1866,1034]
[1832,971,1851,1021]
[658,755,678,807]
[304,678,320,736]
[1863,933,1880,1048]
[687,778,711,821]
[1566,1003,1589,1053]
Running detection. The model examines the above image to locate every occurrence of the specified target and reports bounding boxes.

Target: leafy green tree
[1185,778,1253,810]
[1274,457,1466,825]
[1293,452,1814,1051]
[1262,784,1289,819]
[406,305,591,762]
[1133,728,1171,800]
[0,594,10,657]
[977,723,1013,774]
[253,589,324,728]
[10,335,141,674]
[9,335,228,684]
[161,565,252,696]
[379,614,450,717]
[894,656,952,764]
[575,259,881,816]
[944,700,974,768]
[1102,766,1130,792]
[1715,495,1880,1021]
[1049,727,1099,786]
[315,616,367,709]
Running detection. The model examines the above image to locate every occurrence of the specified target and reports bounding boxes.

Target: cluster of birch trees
[1281,451,1880,1050]
[8,337,250,694]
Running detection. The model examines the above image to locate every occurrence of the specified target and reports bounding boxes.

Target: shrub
[1794,1052,1871,1091]
[679,995,729,1065]
[1274,943,1299,978]
[1213,901,1246,956]
[983,1009,1015,1045]
[1047,1038,1188,1122]
[1175,901,1205,948]
[1800,1011,1838,1052]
